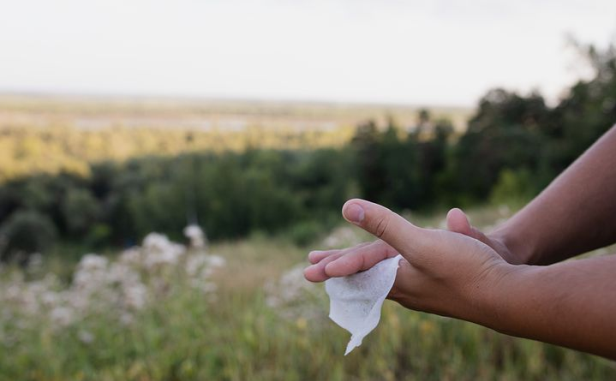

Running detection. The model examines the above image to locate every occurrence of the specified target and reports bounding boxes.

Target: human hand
[305,199,517,324]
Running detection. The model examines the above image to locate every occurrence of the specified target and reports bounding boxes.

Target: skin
[304,125,616,360]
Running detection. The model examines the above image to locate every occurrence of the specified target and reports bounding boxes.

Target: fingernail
[344,203,365,224]
[308,251,321,261]
[304,264,316,272]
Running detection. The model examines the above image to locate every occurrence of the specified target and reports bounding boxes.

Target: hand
[305,199,517,324]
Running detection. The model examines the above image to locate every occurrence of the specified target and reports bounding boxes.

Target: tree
[0,210,57,264]
[351,120,385,203]
[62,188,101,236]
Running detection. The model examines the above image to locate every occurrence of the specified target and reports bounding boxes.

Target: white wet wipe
[325,254,403,355]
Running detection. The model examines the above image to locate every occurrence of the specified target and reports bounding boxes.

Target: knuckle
[374,215,390,239]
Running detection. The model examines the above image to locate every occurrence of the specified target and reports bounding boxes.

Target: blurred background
[1,0,615,380]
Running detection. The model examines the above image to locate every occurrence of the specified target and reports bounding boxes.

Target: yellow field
[0,95,471,182]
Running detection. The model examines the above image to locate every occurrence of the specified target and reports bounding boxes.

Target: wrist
[472,262,534,332]
[490,223,538,265]
[474,262,531,332]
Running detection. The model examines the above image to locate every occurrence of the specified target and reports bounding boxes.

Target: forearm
[492,125,616,265]
[478,255,616,359]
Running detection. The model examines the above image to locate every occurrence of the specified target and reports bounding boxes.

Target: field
[1,92,615,380]
[0,94,471,132]
[0,94,471,181]
[1,205,614,381]
[2,27,616,381]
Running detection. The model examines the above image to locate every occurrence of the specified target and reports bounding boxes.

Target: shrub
[490,168,537,207]
[0,210,57,263]
[62,188,100,236]
[287,220,325,247]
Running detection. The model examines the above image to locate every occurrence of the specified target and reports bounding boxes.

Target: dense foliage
[0,42,615,260]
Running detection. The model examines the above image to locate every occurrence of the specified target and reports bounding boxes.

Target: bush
[490,168,537,207]
[286,220,325,247]
[62,188,100,236]
[0,210,57,263]
[85,223,112,247]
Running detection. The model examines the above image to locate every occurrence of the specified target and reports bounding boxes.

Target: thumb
[342,199,427,256]
[446,208,490,244]
[446,208,474,236]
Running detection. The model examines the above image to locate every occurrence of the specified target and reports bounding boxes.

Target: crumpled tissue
[325,254,402,355]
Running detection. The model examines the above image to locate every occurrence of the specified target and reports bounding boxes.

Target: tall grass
[0,207,614,380]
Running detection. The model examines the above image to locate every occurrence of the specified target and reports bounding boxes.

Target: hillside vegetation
[0,42,615,261]
[1,206,614,380]
[0,96,469,182]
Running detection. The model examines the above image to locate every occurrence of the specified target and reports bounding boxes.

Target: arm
[479,255,616,358]
[449,125,616,265]
[492,125,616,264]
[305,199,616,359]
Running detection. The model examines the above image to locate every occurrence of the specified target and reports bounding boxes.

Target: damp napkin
[325,254,403,355]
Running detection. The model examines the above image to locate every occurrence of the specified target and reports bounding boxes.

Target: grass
[0,205,615,380]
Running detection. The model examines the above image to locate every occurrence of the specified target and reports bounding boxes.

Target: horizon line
[0,88,475,110]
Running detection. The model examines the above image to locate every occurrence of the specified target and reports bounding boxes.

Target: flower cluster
[265,264,326,321]
[0,226,224,332]
[321,226,362,249]
[262,226,363,322]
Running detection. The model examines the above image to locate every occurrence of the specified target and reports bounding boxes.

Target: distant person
[305,125,616,359]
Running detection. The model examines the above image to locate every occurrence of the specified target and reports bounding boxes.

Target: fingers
[305,241,396,281]
[342,199,429,257]
[324,240,399,277]
[304,252,346,282]
[307,198,437,282]
[305,242,373,281]
[308,250,339,264]
[308,242,372,264]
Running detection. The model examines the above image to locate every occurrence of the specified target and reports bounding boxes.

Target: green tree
[62,188,101,236]
[351,120,385,203]
[379,118,422,209]
[0,210,57,263]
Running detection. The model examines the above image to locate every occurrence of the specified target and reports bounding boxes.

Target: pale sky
[0,0,615,106]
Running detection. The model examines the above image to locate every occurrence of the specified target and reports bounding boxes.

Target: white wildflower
[205,255,225,268]
[119,248,141,265]
[142,233,185,268]
[41,291,59,307]
[185,253,208,276]
[50,306,75,327]
[120,312,134,326]
[78,330,95,344]
[27,253,43,272]
[123,282,148,310]
[265,264,325,321]
[0,230,224,330]
[184,224,208,249]
[322,226,361,249]
[79,254,108,271]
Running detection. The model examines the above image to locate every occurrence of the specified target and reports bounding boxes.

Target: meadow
[2,34,615,381]
[1,205,614,381]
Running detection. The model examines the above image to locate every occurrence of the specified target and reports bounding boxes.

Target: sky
[0,0,615,106]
